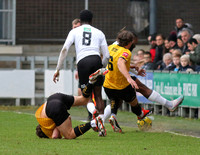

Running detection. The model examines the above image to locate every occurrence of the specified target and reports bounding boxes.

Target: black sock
[82,83,93,98]
[111,100,118,114]
[131,104,142,116]
[74,122,91,137]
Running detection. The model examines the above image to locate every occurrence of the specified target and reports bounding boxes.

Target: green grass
[0,106,200,155]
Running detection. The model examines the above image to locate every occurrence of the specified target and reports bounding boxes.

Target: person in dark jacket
[187,38,200,71]
[153,34,165,69]
[141,52,154,70]
[175,17,193,37]
[179,55,194,72]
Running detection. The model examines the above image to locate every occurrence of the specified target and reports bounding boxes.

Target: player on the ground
[53,10,110,121]
[35,68,108,139]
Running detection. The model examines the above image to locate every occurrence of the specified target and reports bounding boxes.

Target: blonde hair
[163,53,172,61]
[72,18,80,26]
[180,54,190,63]
[193,34,200,43]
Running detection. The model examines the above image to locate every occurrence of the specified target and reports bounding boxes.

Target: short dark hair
[156,33,165,40]
[144,51,151,57]
[36,125,49,138]
[117,30,134,47]
[80,10,93,23]
[177,35,183,41]
[176,17,184,21]
[150,33,157,41]
[188,38,198,44]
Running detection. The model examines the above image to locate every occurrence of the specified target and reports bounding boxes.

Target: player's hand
[137,69,146,77]
[130,64,139,71]
[75,71,79,80]
[53,70,60,83]
[127,77,139,89]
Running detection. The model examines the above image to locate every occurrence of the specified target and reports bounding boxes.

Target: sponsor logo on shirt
[122,52,129,58]
[84,27,91,32]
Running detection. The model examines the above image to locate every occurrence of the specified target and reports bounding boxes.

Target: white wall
[0,70,35,98]
[44,69,107,99]
[44,70,76,98]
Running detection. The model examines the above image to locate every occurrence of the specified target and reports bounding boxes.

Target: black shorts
[104,85,136,103]
[46,93,74,126]
[77,55,103,90]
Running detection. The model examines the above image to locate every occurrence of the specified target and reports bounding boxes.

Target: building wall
[16,0,146,44]
[16,0,200,44]
[157,0,200,37]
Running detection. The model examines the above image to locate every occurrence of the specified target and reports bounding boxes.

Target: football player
[35,68,108,139]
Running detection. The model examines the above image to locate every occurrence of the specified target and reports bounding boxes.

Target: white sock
[98,114,104,124]
[139,111,144,117]
[148,90,172,108]
[90,119,97,128]
[87,102,96,114]
[102,104,111,122]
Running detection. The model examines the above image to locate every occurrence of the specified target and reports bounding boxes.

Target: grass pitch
[0,106,200,155]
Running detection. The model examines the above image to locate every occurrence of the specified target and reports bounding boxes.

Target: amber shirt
[35,104,56,138]
[103,44,132,90]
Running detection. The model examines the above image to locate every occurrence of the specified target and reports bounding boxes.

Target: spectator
[141,52,154,70]
[153,34,165,69]
[132,54,145,69]
[172,49,182,72]
[179,55,194,72]
[137,49,145,60]
[159,53,174,71]
[181,29,192,54]
[174,17,193,37]
[163,38,170,54]
[168,32,179,50]
[148,33,157,62]
[169,48,175,54]
[172,48,182,57]
[177,36,184,53]
[187,38,200,71]
[193,34,200,44]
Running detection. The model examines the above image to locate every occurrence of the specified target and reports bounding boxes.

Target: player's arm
[101,44,110,67]
[53,32,74,83]
[52,127,62,139]
[100,33,110,67]
[117,57,139,89]
[73,95,90,106]
[129,66,146,77]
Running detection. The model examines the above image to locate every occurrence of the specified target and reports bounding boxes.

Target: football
[137,117,152,131]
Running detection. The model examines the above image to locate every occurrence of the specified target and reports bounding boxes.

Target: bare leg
[93,85,105,114]
[57,116,76,139]
[135,78,152,98]
[57,116,92,139]
[134,77,184,111]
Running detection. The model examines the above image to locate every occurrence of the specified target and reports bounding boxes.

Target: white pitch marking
[164,130,200,139]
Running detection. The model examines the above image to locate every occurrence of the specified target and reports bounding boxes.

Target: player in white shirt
[53,10,110,119]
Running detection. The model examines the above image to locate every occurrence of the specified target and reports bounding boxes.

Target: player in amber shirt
[35,68,108,139]
[103,31,184,133]
[103,44,131,90]
[103,30,152,127]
